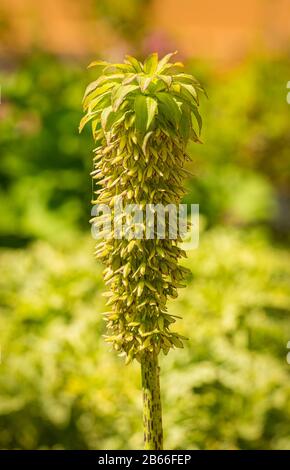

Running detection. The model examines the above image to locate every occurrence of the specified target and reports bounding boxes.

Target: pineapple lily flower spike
[80,52,205,450]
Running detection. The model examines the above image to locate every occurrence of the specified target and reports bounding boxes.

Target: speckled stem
[141,349,163,450]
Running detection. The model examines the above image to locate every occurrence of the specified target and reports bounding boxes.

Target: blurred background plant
[0,0,290,450]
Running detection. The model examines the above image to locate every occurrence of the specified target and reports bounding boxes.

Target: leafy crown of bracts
[80,52,205,363]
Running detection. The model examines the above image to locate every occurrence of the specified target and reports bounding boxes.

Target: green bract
[80,52,205,363]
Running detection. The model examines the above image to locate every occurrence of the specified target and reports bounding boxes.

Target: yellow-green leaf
[112,84,139,111]
[144,52,159,74]
[134,95,157,135]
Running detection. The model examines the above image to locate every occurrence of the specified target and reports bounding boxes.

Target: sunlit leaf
[134,95,157,135]
[157,75,172,89]
[180,83,199,104]
[83,83,115,110]
[79,111,99,132]
[144,52,159,74]
[124,55,143,72]
[137,75,152,92]
[156,51,178,73]
[87,60,110,69]
[142,131,153,155]
[112,85,139,111]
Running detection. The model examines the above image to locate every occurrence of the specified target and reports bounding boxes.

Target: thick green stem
[141,349,163,450]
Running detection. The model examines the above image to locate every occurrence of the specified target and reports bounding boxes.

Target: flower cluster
[80,52,205,362]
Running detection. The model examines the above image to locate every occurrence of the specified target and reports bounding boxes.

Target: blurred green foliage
[0,229,289,449]
[0,52,290,449]
[0,53,94,246]
[186,55,290,234]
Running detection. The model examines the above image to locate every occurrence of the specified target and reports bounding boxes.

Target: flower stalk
[141,349,163,449]
[80,52,204,449]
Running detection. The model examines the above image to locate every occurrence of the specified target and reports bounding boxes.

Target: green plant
[80,52,204,449]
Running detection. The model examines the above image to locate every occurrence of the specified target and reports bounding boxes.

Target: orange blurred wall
[151,0,290,62]
[0,0,289,61]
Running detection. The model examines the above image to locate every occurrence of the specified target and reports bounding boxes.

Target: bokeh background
[0,0,290,450]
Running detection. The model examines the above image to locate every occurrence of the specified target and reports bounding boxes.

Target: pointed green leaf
[171,336,184,348]
[112,84,139,111]
[160,62,184,75]
[156,92,181,127]
[142,131,153,155]
[102,107,128,133]
[101,106,113,131]
[173,73,201,85]
[180,83,199,104]
[103,63,134,74]
[124,55,143,72]
[156,51,178,73]
[83,80,100,99]
[144,52,159,74]
[134,95,158,135]
[123,73,137,85]
[191,106,202,134]
[83,83,115,110]
[88,91,111,113]
[134,95,147,135]
[137,75,152,92]
[179,104,191,143]
[83,75,123,102]
[87,60,109,69]
[190,127,202,143]
[79,111,99,132]
[157,74,172,89]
